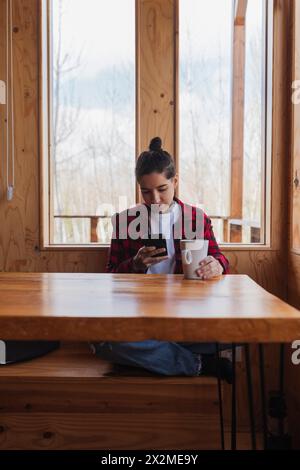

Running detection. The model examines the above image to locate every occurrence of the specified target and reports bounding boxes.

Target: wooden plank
[0,342,263,450]
[0,342,215,385]
[235,0,248,26]
[0,413,222,450]
[0,344,222,451]
[271,0,292,254]
[230,223,243,243]
[291,0,300,250]
[0,273,299,342]
[230,23,246,241]
[288,0,300,448]
[0,343,218,414]
[0,413,261,450]
[0,381,218,414]
[137,0,176,202]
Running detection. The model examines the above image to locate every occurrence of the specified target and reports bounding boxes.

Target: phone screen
[143,236,168,257]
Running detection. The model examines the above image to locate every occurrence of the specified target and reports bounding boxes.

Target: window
[45,0,135,244]
[179,0,272,244]
[42,0,272,247]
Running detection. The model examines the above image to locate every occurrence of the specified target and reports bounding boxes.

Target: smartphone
[143,235,168,257]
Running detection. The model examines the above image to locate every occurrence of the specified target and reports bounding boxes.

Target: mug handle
[182,249,192,265]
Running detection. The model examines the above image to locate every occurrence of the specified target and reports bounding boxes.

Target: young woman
[91,137,231,381]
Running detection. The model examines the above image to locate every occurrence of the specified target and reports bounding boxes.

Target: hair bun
[149,136,162,152]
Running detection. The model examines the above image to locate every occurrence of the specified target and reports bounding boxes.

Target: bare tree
[52,0,83,241]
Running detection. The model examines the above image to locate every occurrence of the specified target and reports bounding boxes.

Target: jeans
[90,340,232,376]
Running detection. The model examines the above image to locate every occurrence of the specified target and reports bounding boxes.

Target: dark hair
[135,137,176,182]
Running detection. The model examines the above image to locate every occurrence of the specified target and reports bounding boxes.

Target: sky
[52,0,135,78]
[53,0,263,79]
[52,0,263,110]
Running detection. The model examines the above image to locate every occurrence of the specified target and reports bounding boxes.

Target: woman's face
[139,172,178,212]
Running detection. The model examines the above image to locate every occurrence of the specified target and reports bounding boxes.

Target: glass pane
[243,0,264,243]
[53,216,113,244]
[179,0,267,244]
[51,0,135,244]
[179,0,233,242]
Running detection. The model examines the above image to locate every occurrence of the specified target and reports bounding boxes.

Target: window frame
[39,0,273,250]
[177,0,273,248]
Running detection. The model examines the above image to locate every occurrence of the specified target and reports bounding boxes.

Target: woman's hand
[132,246,168,272]
[196,255,223,280]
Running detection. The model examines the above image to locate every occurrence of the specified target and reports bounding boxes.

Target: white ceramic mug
[180,239,209,280]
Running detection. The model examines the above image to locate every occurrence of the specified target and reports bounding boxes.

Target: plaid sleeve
[105,213,135,273]
[204,215,229,274]
[106,242,135,273]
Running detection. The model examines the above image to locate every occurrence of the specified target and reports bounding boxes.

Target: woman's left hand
[196,256,224,280]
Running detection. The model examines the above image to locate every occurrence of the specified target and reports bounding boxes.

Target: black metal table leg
[258,344,268,449]
[231,343,237,450]
[215,343,225,450]
[244,344,256,449]
[278,343,285,438]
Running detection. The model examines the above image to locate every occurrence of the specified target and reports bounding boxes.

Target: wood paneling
[230,24,245,225]
[0,342,223,450]
[291,0,300,250]
[287,0,300,449]
[288,253,300,308]
[0,342,264,449]
[137,0,176,157]
[0,0,106,273]
[225,249,286,297]
[270,0,291,255]
[0,0,296,449]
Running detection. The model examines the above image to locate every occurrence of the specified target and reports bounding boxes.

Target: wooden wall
[290,0,300,308]
[0,0,298,447]
[287,0,300,450]
[0,0,290,296]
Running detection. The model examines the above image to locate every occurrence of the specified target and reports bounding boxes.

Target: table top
[0,273,299,342]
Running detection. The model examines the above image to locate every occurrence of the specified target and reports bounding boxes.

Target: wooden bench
[0,342,230,449]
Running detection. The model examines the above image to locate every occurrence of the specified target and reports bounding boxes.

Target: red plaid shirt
[106,197,229,274]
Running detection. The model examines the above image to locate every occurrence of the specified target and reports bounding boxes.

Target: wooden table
[0,272,299,450]
[0,273,299,342]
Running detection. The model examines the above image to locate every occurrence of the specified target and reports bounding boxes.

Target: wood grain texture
[0,342,222,450]
[288,252,300,308]
[235,0,248,26]
[271,0,291,254]
[287,0,300,449]
[226,249,286,298]
[0,413,227,450]
[0,414,262,450]
[291,0,300,250]
[230,24,245,222]
[137,0,176,157]
[0,342,214,385]
[0,342,262,450]
[0,0,106,273]
[0,273,299,342]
